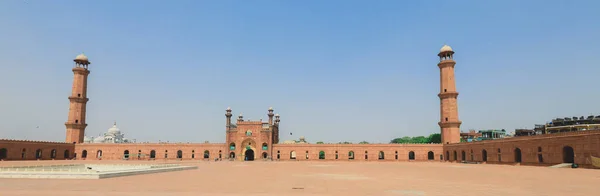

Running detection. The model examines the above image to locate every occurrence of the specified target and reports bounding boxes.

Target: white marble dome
[83,136,92,143]
[440,45,453,52]
[75,53,88,61]
[108,123,120,134]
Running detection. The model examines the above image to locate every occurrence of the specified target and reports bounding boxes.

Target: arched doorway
[262,152,268,159]
[514,148,522,163]
[50,149,57,159]
[82,150,88,159]
[177,150,183,159]
[453,151,457,161]
[482,150,488,162]
[245,149,255,161]
[290,151,296,159]
[427,151,434,160]
[96,150,103,158]
[64,150,70,159]
[562,146,574,163]
[204,150,210,159]
[461,151,466,161]
[445,151,450,161]
[348,151,354,160]
[21,148,26,159]
[150,150,156,159]
[378,151,385,160]
[123,150,130,159]
[35,149,42,159]
[0,148,7,160]
[319,151,325,159]
[229,152,235,159]
[408,151,415,160]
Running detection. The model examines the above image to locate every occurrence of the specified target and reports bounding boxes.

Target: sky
[0,0,599,144]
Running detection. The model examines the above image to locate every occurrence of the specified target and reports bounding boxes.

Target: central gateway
[225,107,280,161]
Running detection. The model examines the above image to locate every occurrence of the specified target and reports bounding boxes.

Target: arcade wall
[0,139,75,161]
[272,143,443,161]
[443,130,600,167]
[71,143,443,161]
[74,143,227,160]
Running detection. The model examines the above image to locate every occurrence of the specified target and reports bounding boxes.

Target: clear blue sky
[1,0,599,143]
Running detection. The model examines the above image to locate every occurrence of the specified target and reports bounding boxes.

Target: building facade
[1,46,599,168]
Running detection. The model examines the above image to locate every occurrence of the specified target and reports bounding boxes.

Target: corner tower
[437,45,461,144]
[65,53,91,144]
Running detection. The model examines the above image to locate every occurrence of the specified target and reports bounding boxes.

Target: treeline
[389,133,441,144]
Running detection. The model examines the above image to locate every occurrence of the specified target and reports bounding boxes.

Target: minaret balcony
[438,92,459,99]
[68,96,89,103]
[437,60,456,68]
[65,123,88,129]
[438,121,462,128]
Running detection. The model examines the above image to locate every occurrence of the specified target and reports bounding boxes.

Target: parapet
[0,139,71,144]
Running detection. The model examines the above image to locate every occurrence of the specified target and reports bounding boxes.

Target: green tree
[427,133,442,143]
[338,141,352,144]
[316,141,324,144]
[359,141,369,144]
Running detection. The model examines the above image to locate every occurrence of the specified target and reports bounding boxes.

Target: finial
[114,121,116,125]
[226,106,231,110]
[268,106,273,110]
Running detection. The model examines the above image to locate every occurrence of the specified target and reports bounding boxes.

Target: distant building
[544,115,600,134]
[514,129,536,137]
[460,130,482,142]
[476,129,507,141]
[83,122,133,144]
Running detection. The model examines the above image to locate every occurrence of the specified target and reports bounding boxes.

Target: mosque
[83,123,133,144]
[0,45,599,168]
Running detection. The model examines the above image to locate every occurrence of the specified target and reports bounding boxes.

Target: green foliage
[316,141,325,144]
[338,141,352,144]
[390,133,442,144]
[359,141,369,144]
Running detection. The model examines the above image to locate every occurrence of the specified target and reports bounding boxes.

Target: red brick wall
[443,130,600,167]
[0,139,75,161]
[74,143,227,160]
[272,144,443,161]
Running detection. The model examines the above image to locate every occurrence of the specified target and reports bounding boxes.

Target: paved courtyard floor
[0,160,599,196]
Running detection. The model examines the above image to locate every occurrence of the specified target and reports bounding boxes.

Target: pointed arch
[318,151,325,159]
[378,151,385,160]
[427,151,434,160]
[150,150,156,159]
[408,151,415,160]
[177,150,183,159]
[0,148,7,160]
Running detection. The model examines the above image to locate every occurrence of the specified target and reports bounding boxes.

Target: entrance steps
[549,163,572,168]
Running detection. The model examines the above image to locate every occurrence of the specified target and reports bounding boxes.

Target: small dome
[275,113,280,117]
[268,107,273,110]
[299,136,305,140]
[75,53,88,61]
[83,136,92,143]
[226,107,231,110]
[108,123,120,133]
[440,45,453,52]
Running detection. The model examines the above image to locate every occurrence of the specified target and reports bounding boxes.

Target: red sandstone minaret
[65,53,91,144]
[437,45,462,144]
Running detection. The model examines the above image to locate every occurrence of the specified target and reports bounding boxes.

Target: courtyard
[0,160,598,196]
